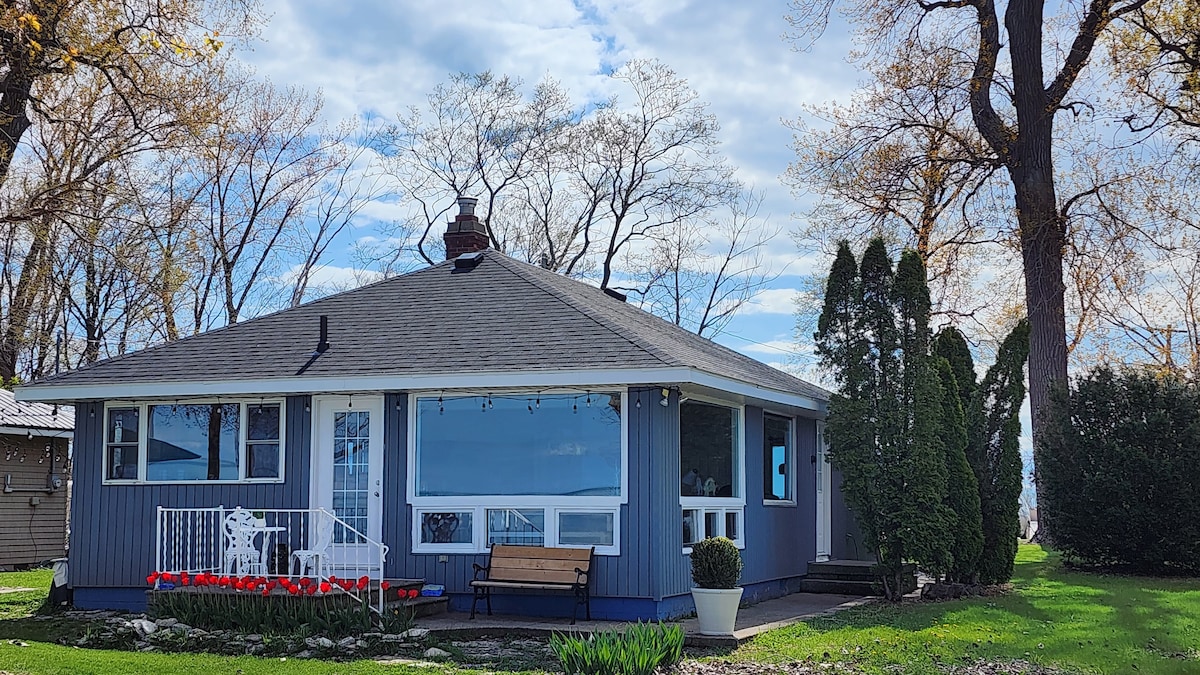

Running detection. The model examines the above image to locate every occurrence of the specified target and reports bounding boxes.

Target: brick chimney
[443,196,490,260]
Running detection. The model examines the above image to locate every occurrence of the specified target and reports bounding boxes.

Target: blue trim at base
[73,588,148,612]
[73,576,807,620]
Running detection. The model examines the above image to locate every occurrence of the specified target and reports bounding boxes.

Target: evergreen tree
[816,239,956,598]
[893,251,953,578]
[933,327,979,419]
[935,357,984,582]
[974,320,1030,584]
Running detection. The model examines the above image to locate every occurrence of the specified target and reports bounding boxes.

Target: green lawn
[738,545,1200,674]
[1,546,1197,674]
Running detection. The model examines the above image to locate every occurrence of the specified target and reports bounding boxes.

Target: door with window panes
[311,395,384,569]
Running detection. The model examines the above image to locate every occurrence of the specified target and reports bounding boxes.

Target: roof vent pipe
[315,315,330,354]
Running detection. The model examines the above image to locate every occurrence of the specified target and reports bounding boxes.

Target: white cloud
[741,288,798,315]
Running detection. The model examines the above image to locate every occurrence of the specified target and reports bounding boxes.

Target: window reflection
[147,404,239,481]
[415,394,621,497]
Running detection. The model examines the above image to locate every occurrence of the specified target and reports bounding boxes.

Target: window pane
[415,394,622,497]
[248,403,281,441]
[680,401,738,498]
[559,512,615,547]
[332,410,370,543]
[107,444,139,480]
[107,408,139,444]
[248,443,279,478]
[487,508,544,546]
[147,404,239,481]
[682,509,700,545]
[704,511,720,539]
[763,414,792,501]
[725,511,740,541]
[420,511,472,544]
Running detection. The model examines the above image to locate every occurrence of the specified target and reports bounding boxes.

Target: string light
[586,392,591,407]
[438,393,444,415]
[487,394,493,410]
[535,393,540,409]
[527,400,534,414]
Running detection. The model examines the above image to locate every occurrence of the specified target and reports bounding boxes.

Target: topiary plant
[690,536,742,589]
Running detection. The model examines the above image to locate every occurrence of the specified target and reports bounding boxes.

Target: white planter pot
[691,587,743,635]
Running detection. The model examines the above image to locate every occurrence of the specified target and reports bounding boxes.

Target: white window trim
[101,399,286,485]
[407,389,628,556]
[678,394,747,553]
[682,506,745,553]
[412,505,621,556]
[762,409,797,507]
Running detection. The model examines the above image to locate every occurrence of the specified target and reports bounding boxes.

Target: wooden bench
[470,544,594,624]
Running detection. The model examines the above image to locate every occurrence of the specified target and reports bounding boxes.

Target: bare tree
[626,190,778,337]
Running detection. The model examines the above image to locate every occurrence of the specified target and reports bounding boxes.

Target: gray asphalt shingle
[24,251,827,401]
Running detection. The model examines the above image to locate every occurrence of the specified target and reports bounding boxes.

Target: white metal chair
[223,508,265,575]
[291,512,334,578]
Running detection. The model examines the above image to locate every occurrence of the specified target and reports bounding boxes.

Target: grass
[737,545,1200,674]
[1,546,1197,674]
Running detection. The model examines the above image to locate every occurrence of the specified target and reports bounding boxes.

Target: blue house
[17,198,864,619]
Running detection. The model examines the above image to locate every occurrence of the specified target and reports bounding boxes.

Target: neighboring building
[0,389,73,569]
[18,197,864,618]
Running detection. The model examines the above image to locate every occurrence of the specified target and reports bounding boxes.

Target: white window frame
[682,507,744,552]
[412,505,621,556]
[101,399,286,485]
[678,394,746,553]
[407,390,628,555]
[762,409,797,507]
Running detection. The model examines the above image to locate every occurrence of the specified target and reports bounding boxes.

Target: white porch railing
[154,506,390,613]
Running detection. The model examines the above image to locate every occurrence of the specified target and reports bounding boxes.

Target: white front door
[815,420,832,561]
[311,395,384,569]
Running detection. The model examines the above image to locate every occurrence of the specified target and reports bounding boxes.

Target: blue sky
[241,0,1037,504]
[242,0,860,372]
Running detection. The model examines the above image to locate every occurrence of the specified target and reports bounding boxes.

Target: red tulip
[234,581,245,591]
[306,585,317,596]
[408,589,420,599]
[219,576,230,587]
[298,577,311,588]
[266,581,277,591]
[262,588,270,597]
[356,578,368,591]
[319,581,332,593]
[146,575,157,586]
[288,586,300,596]
[338,580,352,591]
[161,572,174,583]
[380,581,391,591]
[180,572,190,586]
[329,575,338,583]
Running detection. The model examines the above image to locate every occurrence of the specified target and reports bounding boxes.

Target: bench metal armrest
[574,567,589,586]
[472,562,489,581]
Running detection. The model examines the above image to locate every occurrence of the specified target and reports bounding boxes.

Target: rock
[188,628,208,638]
[170,624,191,635]
[155,617,178,628]
[338,636,357,650]
[381,633,406,641]
[132,619,158,635]
[423,647,451,659]
[316,637,335,649]
[248,643,265,655]
[245,634,264,643]
[401,628,430,640]
[362,632,382,639]
[356,640,367,649]
[140,645,157,652]
[296,650,313,659]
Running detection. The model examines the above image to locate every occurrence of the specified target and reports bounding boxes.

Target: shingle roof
[0,388,74,431]
[22,251,828,402]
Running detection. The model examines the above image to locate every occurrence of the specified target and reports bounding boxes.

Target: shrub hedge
[1041,366,1200,574]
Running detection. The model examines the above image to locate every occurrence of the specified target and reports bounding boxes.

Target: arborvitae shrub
[689,536,742,589]
[1041,366,1200,574]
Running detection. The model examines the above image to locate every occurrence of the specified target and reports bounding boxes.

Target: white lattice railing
[154,506,390,613]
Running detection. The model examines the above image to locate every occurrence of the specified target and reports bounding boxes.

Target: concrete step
[799,578,881,596]
[387,595,449,618]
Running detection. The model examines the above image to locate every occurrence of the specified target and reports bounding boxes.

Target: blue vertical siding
[68,397,312,590]
[647,387,688,601]
[741,409,817,586]
[831,465,872,561]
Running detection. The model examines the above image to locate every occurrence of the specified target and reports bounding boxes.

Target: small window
[419,511,473,545]
[487,508,544,547]
[682,507,743,548]
[106,408,140,480]
[247,403,282,478]
[558,511,615,547]
[763,413,794,502]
